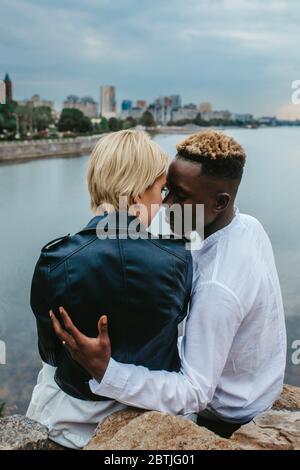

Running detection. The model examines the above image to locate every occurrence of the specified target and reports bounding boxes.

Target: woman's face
[136,172,167,227]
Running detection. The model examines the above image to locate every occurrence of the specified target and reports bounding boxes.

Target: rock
[0,415,65,450]
[272,384,300,411]
[85,407,146,449]
[2,384,300,450]
[84,410,240,450]
[231,410,300,450]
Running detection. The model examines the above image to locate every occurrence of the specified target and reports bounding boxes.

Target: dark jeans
[197,414,244,438]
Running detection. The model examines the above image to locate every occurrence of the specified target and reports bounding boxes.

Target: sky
[1,0,300,118]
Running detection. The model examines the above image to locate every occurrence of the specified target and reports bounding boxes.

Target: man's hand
[49,306,111,382]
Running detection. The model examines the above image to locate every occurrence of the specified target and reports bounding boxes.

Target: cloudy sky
[1,0,300,117]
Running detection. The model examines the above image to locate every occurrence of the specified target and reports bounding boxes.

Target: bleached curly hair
[176,129,246,179]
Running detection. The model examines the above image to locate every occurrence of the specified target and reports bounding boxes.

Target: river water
[0,128,299,414]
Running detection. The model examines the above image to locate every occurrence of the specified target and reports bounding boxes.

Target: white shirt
[26,362,127,449]
[90,211,287,423]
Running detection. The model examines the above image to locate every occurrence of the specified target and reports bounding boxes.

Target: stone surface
[85,408,146,449]
[231,410,300,450]
[1,384,299,451]
[84,410,240,450]
[272,384,300,411]
[0,415,65,450]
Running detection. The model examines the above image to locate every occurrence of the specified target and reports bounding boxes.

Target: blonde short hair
[87,130,170,211]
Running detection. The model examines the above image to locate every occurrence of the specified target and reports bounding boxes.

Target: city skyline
[1,0,300,119]
[1,73,297,126]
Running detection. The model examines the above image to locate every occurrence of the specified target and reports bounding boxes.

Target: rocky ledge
[1,384,299,450]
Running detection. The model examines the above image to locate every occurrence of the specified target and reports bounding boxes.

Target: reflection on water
[0,128,299,414]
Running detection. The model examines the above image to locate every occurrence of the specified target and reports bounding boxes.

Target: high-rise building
[136,100,147,109]
[153,96,172,124]
[0,80,5,104]
[4,73,13,102]
[170,95,182,110]
[62,95,97,118]
[100,85,116,118]
[121,100,133,111]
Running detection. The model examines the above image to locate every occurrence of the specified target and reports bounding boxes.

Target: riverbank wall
[0,127,202,163]
[0,134,106,163]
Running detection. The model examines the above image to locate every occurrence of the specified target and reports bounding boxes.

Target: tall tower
[100,86,116,118]
[4,73,13,102]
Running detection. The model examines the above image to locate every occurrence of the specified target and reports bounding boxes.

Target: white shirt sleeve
[89,281,244,415]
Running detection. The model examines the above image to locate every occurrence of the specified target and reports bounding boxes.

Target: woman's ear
[215,192,231,212]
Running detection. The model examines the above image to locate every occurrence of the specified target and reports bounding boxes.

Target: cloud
[1,0,299,116]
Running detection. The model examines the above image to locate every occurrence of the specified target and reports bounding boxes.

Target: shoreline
[0,134,107,163]
[0,126,296,163]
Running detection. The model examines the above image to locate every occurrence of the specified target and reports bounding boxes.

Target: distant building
[199,102,212,113]
[136,100,147,109]
[153,96,172,125]
[257,116,277,126]
[129,107,145,119]
[201,110,232,121]
[121,100,133,111]
[0,80,5,104]
[62,95,97,118]
[4,73,13,102]
[170,95,182,110]
[171,105,198,122]
[100,85,116,118]
[231,113,253,124]
[19,94,55,111]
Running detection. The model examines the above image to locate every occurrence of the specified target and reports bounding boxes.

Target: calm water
[0,128,299,414]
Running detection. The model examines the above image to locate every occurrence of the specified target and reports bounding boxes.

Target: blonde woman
[27,130,193,449]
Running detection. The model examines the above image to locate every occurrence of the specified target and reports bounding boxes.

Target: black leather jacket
[31,212,193,401]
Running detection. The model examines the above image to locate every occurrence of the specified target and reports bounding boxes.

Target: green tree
[32,106,54,131]
[99,116,109,131]
[121,116,137,129]
[16,105,33,135]
[108,117,121,132]
[139,110,156,127]
[58,108,92,133]
[78,115,93,133]
[0,113,5,132]
[0,101,19,134]
[169,118,192,127]
[193,113,208,126]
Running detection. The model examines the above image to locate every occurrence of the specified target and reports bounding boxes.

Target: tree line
[0,102,157,140]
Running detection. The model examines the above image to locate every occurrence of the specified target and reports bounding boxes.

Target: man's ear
[215,192,231,212]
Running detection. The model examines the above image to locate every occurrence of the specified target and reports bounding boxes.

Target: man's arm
[89,282,244,415]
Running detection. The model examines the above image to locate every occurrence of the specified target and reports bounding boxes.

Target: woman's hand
[49,306,111,382]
